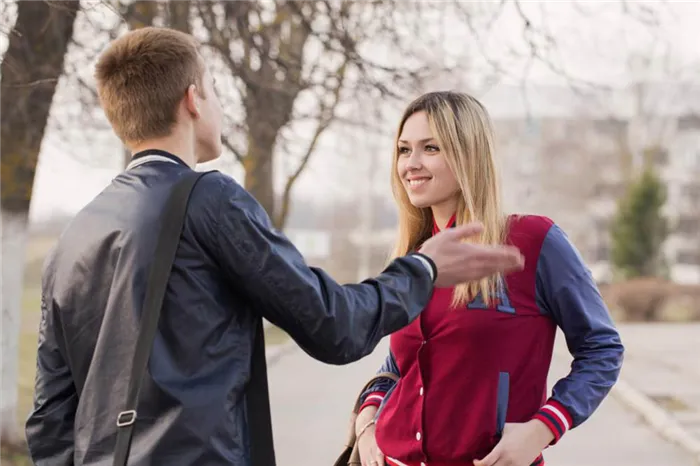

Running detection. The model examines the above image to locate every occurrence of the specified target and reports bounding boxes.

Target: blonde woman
[353,91,624,466]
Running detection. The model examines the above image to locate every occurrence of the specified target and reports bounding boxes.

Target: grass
[265,324,290,346]
[0,442,32,466]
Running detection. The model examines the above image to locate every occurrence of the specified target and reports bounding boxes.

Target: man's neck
[130,136,196,168]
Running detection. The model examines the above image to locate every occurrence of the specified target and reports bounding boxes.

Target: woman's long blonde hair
[389,91,508,308]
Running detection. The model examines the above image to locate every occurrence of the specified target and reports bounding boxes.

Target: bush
[610,167,668,279]
[600,277,700,322]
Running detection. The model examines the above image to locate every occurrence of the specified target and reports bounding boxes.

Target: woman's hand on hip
[357,423,385,466]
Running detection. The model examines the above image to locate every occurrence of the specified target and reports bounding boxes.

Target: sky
[4,0,699,222]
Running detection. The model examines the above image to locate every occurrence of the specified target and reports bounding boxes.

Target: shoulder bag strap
[248,317,276,466]
[112,170,214,466]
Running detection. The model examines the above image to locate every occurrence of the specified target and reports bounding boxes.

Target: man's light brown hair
[95,26,204,145]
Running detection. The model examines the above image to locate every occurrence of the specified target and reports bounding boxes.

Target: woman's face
[396,111,460,211]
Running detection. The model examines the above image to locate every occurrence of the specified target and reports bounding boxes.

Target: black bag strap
[112,170,275,465]
[248,317,276,466]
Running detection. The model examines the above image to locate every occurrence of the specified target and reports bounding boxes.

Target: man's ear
[184,84,200,118]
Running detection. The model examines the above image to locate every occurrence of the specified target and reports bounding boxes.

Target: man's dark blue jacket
[25,150,435,465]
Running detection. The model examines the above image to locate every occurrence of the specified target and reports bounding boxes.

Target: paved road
[609,323,700,441]
[269,329,697,466]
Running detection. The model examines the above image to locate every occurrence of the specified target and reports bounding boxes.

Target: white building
[484,84,700,284]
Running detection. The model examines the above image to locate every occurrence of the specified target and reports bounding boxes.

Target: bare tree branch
[276,61,347,228]
[168,1,191,34]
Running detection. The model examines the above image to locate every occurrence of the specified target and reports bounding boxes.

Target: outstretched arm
[533,223,624,444]
[208,175,435,365]
[25,292,78,465]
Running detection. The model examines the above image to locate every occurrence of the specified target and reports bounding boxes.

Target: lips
[407,177,431,190]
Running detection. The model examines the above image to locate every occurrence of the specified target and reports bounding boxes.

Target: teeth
[409,179,428,187]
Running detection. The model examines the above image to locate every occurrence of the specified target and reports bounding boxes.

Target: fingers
[473,448,500,466]
[359,443,384,466]
[466,245,524,271]
[376,451,385,466]
[444,221,484,239]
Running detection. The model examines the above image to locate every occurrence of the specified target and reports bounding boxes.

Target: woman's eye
[398,147,410,155]
[425,145,439,152]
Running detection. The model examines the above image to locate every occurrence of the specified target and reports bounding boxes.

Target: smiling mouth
[408,178,431,188]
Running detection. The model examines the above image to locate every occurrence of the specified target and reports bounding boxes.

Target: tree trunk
[124,0,159,29]
[0,212,30,443]
[243,108,278,227]
[122,146,131,168]
[168,1,191,33]
[0,0,80,441]
[121,0,160,168]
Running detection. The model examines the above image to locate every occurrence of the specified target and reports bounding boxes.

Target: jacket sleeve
[25,291,77,465]
[532,223,624,444]
[210,175,435,365]
[358,350,400,412]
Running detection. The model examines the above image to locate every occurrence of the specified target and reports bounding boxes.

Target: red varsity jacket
[359,214,624,466]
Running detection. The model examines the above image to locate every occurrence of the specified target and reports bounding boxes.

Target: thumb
[444,222,484,240]
[473,445,501,466]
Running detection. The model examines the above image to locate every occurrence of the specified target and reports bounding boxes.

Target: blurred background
[1,1,700,465]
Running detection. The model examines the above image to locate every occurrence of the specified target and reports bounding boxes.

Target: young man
[25,27,524,465]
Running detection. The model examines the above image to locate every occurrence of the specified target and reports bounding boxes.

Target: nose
[406,150,422,171]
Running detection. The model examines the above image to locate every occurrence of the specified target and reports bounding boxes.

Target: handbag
[111,170,277,466]
[333,372,399,466]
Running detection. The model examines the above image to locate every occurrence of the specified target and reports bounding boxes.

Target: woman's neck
[431,205,457,231]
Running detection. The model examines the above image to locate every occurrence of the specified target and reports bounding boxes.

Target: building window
[678,113,700,132]
[676,249,700,265]
[676,215,700,236]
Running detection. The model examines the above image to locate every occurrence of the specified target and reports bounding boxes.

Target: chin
[407,195,433,209]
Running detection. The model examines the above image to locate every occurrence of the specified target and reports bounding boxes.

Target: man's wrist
[411,253,436,283]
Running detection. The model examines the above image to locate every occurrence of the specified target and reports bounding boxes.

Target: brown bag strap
[334,371,399,466]
[351,371,398,414]
[344,372,399,447]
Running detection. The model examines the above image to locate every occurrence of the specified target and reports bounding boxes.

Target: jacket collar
[432,213,457,235]
[126,149,188,171]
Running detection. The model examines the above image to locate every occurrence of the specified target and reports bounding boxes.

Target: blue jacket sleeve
[25,291,78,465]
[535,224,624,438]
[359,350,400,407]
[209,174,434,365]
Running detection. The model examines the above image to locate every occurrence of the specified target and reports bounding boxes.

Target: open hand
[419,222,524,288]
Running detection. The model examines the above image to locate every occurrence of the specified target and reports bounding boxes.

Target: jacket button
[419,387,424,396]
[416,431,421,441]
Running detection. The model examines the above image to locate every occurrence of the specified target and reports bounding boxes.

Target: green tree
[610,167,668,279]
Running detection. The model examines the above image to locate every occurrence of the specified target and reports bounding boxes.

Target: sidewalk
[547,324,698,466]
[268,324,698,466]
[610,323,700,442]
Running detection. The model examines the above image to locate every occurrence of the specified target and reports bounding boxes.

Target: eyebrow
[398,138,436,144]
